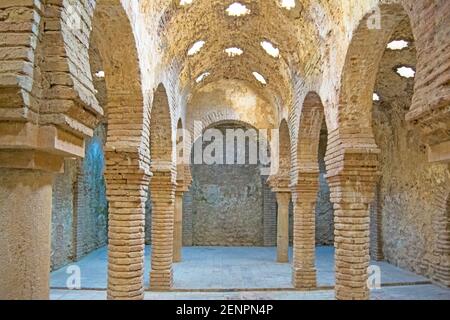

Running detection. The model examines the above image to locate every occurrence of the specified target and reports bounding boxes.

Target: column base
[292,267,317,290]
[335,285,369,300]
[150,269,173,291]
[277,254,289,263]
[107,287,145,300]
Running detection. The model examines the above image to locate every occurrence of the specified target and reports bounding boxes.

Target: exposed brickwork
[0,0,449,302]
[149,84,176,291]
[104,151,150,300]
[325,128,380,300]
[405,1,450,162]
[369,183,384,261]
[51,159,77,270]
[432,187,450,287]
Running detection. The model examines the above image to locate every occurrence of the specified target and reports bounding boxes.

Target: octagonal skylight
[226,2,251,16]
[253,71,267,85]
[280,0,296,10]
[188,40,205,56]
[396,66,415,78]
[225,47,244,57]
[387,40,409,50]
[261,40,280,58]
[196,72,210,83]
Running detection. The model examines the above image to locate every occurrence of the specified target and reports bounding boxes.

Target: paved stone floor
[50,284,450,300]
[50,246,450,300]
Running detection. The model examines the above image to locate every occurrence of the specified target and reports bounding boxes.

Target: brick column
[291,172,319,289]
[149,167,176,290]
[268,175,291,263]
[105,151,150,300]
[173,190,184,262]
[173,165,191,262]
[325,128,380,300]
[275,192,291,263]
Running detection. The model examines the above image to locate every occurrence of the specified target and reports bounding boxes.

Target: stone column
[0,168,56,300]
[173,190,184,262]
[105,151,150,300]
[173,165,192,262]
[275,192,290,263]
[150,168,176,291]
[325,128,380,300]
[291,172,319,289]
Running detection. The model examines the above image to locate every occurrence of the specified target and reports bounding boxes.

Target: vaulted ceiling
[148,0,334,105]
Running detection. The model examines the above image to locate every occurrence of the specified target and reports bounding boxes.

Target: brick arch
[91,1,150,300]
[338,3,411,130]
[188,110,264,163]
[148,83,177,291]
[194,118,269,149]
[326,3,415,300]
[150,84,175,167]
[278,119,291,178]
[289,92,324,290]
[295,92,325,176]
[191,110,246,142]
[91,1,147,164]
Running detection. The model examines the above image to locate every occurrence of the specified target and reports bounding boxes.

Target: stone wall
[373,19,450,279]
[186,123,265,246]
[51,124,108,270]
[176,121,333,247]
[51,159,77,270]
[315,127,334,245]
[73,124,108,260]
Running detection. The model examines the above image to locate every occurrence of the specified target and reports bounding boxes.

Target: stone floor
[50,246,450,300]
[50,284,450,300]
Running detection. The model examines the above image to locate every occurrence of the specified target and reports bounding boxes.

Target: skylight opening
[94,70,105,78]
[261,40,280,58]
[225,47,244,57]
[196,72,210,83]
[280,0,296,10]
[187,40,205,56]
[253,71,267,85]
[373,93,380,101]
[396,66,415,78]
[226,2,251,16]
[387,40,409,50]
[180,0,193,6]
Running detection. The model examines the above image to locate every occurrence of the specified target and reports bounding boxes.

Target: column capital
[275,191,291,204]
[0,149,65,173]
[267,174,290,192]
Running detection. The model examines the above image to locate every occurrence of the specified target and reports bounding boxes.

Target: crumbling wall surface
[315,131,333,245]
[51,159,77,270]
[73,125,108,260]
[188,124,265,246]
[373,20,450,279]
[190,163,264,246]
[51,125,108,269]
